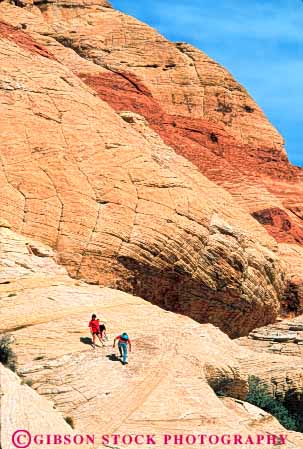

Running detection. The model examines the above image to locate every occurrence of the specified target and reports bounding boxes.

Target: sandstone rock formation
[1,227,303,447]
[238,316,303,433]
[1,1,303,445]
[0,0,303,327]
[0,365,79,449]
[14,0,302,238]
[0,7,296,336]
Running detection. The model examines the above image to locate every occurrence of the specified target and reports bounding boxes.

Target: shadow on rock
[106,353,123,363]
[80,336,93,346]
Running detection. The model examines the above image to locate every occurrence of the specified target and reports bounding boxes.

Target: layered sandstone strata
[237,316,303,431]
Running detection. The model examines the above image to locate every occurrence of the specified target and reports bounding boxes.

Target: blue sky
[111,0,302,166]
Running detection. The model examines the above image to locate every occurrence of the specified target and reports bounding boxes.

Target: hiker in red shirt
[113,333,131,365]
[88,314,104,348]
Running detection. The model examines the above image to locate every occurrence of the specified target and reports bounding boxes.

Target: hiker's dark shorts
[92,331,100,335]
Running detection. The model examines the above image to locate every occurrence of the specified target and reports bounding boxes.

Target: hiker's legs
[121,343,128,364]
[92,334,96,347]
[100,330,107,341]
[97,333,104,346]
[118,342,123,358]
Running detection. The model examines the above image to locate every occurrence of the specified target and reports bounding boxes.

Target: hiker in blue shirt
[113,333,131,365]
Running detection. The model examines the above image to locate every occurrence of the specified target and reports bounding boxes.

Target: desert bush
[247,376,299,431]
[0,335,17,372]
[22,378,33,387]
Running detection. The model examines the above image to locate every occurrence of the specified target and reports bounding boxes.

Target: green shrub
[0,335,17,372]
[247,376,299,431]
[64,416,75,429]
[21,378,33,387]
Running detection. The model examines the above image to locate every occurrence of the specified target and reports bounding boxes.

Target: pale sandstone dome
[1,227,303,448]
[0,0,303,327]
[0,11,294,336]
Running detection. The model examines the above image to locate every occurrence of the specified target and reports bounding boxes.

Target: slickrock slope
[0,16,293,337]
[1,227,303,447]
[0,365,80,449]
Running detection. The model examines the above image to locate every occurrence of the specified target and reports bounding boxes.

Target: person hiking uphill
[113,333,131,365]
[99,322,108,341]
[88,314,104,348]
